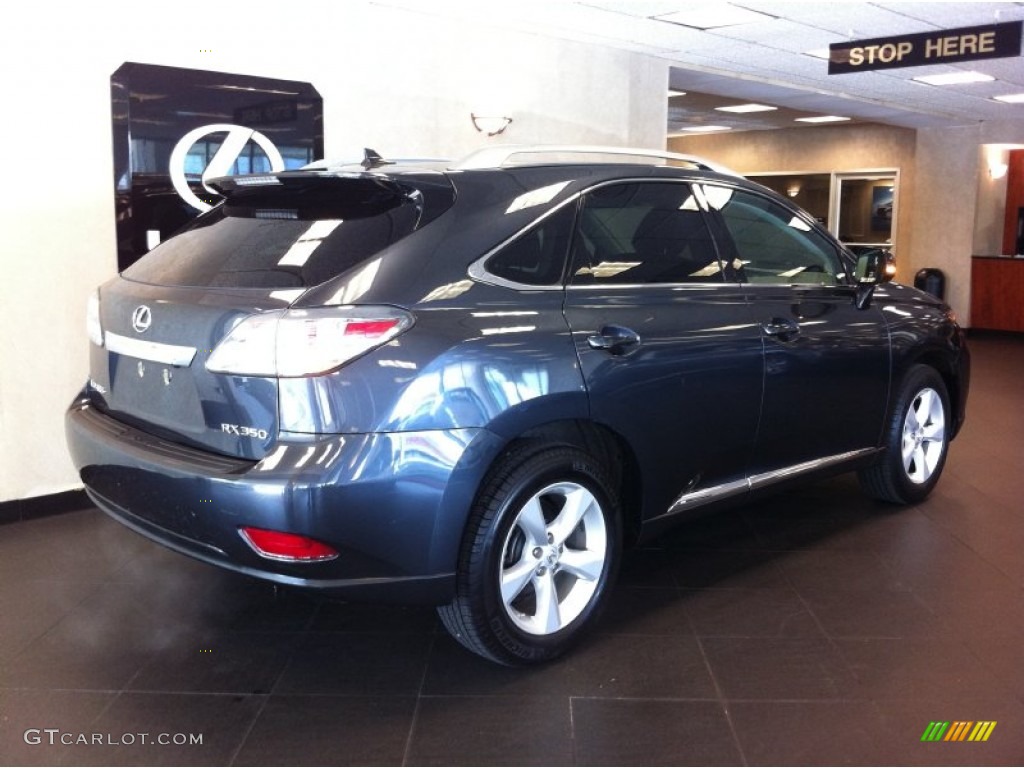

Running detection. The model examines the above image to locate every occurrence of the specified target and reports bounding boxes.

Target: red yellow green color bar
[921,721,997,742]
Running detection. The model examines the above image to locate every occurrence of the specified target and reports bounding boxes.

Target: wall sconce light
[471,113,513,136]
[787,184,800,197]
[984,144,1018,180]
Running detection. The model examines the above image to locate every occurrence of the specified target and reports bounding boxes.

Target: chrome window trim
[466,260,564,292]
[565,281,737,292]
[660,447,879,520]
[104,331,197,367]
[467,189,583,291]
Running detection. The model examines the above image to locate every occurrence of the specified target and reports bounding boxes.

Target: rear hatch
[88,170,455,459]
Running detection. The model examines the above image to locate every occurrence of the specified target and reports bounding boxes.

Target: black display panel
[111,62,323,270]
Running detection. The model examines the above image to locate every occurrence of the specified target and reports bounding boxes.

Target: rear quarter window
[485,203,576,286]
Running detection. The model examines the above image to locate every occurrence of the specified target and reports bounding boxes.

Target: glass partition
[748,171,899,252]
[832,173,898,248]
[747,174,831,227]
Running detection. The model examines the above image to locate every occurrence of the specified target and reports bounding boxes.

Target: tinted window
[123,177,454,289]
[486,203,575,286]
[701,185,844,285]
[570,182,723,285]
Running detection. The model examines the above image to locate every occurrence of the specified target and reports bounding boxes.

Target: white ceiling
[378,0,1024,133]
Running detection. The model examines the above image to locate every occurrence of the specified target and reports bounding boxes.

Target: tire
[438,442,621,665]
[859,365,951,505]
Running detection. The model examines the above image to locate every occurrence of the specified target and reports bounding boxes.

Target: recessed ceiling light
[668,89,687,97]
[653,7,773,30]
[795,115,851,123]
[993,93,1024,104]
[912,71,995,86]
[680,125,733,132]
[716,103,778,113]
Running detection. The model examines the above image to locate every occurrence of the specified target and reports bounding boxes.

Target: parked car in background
[66,145,969,664]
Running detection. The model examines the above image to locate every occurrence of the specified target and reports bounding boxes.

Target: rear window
[123,175,454,289]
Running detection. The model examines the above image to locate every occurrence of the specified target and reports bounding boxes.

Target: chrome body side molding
[660,448,879,520]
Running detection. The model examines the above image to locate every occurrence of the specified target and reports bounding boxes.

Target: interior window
[486,203,575,286]
[570,182,724,285]
[702,186,843,285]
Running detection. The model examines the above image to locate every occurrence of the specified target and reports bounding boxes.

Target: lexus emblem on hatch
[132,305,152,334]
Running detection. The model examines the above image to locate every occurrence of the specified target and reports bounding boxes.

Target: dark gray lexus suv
[66,146,969,664]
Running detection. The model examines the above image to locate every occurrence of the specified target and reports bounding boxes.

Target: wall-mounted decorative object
[471,113,513,136]
[111,62,322,270]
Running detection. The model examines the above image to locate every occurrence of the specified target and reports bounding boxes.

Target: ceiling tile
[387,0,1024,133]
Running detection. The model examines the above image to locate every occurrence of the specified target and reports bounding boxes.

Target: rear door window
[570,182,724,285]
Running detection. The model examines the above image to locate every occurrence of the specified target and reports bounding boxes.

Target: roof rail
[451,144,740,176]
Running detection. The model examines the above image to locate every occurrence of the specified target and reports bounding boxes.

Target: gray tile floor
[1,333,1022,766]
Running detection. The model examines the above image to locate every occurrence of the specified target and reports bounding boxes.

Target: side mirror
[853,249,894,309]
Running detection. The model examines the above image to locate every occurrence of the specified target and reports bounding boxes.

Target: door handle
[587,325,641,355]
[761,317,800,340]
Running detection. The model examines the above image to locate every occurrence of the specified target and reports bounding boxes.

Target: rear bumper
[65,395,492,604]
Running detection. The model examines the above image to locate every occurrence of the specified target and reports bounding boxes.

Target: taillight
[86,290,103,347]
[239,526,338,562]
[206,306,412,377]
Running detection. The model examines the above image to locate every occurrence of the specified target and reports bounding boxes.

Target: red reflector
[346,319,401,337]
[239,526,338,562]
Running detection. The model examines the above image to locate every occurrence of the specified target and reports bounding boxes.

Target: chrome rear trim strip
[105,331,197,367]
[662,448,878,520]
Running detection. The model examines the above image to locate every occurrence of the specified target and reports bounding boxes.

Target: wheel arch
[517,419,643,545]
[899,345,966,440]
[428,413,645,579]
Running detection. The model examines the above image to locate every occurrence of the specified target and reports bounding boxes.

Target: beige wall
[910,125,982,323]
[973,119,1024,256]
[974,147,1011,256]
[0,2,668,503]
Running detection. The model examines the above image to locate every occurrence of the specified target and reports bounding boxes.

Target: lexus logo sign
[168,123,286,212]
[131,305,152,334]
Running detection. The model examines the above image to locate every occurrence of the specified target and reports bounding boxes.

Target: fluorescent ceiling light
[654,7,773,30]
[795,115,851,123]
[716,103,778,113]
[993,93,1024,104]
[912,71,994,86]
[668,89,687,97]
[803,48,831,60]
[680,125,732,132]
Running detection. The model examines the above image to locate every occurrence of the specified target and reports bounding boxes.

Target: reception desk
[971,256,1024,332]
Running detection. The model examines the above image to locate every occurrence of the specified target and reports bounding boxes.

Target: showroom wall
[911,124,981,320]
[0,2,667,503]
